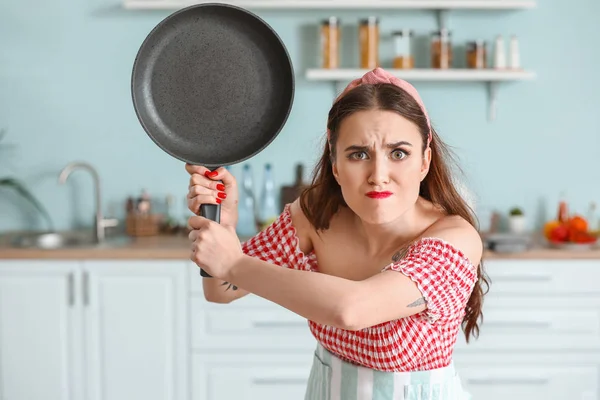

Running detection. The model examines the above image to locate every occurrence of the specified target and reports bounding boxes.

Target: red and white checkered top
[242,204,478,372]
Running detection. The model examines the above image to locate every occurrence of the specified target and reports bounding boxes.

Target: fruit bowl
[546,240,598,251]
[543,215,598,250]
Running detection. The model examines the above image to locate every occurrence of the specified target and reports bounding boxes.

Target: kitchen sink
[8,231,131,250]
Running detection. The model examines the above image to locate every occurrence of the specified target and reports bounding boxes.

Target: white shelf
[306,68,536,121]
[306,68,536,82]
[123,0,536,10]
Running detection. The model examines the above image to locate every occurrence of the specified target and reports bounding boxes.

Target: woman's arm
[223,222,482,331]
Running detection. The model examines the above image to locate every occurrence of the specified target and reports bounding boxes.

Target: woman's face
[332,109,431,225]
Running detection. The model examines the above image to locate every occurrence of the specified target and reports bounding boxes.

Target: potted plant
[0,129,54,231]
[508,206,526,234]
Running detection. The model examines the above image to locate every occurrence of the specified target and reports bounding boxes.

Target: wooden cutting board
[280,163,309,210]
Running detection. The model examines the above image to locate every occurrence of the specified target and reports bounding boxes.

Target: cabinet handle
[467,378,549,386]
[252,378,306,385]
[67,273,75,306]
[493,275,552,283]
[484,321,551,330]
[252,321,306,328]
[83,271,89,306]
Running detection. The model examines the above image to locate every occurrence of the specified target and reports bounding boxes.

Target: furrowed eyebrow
[344,141,413,152]
[386,141,412,148]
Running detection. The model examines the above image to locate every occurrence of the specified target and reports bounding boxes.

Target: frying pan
[131,3,295,277]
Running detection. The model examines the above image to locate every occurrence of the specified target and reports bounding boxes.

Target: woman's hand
[185,164,239,230]
[188,215,243,280]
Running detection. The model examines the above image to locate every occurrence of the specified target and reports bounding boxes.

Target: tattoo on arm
[407,297,427,307]
[221,281,238,291]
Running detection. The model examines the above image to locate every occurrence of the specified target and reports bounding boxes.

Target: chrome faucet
[58,162,118,243]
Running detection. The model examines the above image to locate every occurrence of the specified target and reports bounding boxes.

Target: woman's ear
[420,146,432,181]
[332,161,339,183]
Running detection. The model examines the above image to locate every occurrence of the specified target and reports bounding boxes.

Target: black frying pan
[131,3,294,277]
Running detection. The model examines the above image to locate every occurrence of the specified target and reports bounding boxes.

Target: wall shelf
[123,0,536,10]
[306,68,536,121]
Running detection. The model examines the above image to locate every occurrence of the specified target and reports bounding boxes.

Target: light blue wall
[1,0,599,233]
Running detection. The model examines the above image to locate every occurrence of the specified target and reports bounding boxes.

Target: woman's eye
[391,149,407,160]
[349,151,368,160]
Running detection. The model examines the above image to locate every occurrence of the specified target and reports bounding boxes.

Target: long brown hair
[299,83,489,342]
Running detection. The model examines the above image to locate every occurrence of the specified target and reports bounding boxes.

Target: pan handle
[198,203,221,277]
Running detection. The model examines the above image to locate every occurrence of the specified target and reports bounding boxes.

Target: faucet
[58,162,118,243]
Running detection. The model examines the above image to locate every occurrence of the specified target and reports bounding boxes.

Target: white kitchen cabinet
[192,353,313,400]
[0,260,189,400]
[0,261,83,400]
[459,365,598,400]
[82,260,189,400]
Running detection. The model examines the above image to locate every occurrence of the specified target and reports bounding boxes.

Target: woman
[185,67,487,400]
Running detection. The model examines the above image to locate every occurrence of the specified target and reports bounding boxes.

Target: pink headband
[327,67,432,146]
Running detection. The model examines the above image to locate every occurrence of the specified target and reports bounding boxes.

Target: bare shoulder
[288,199,315,254]
[424,215,483,267]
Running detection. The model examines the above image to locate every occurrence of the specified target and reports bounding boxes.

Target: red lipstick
[366,191,393,199]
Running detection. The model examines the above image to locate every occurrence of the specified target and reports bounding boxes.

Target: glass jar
[359,17,379,69]
[392,29,414,69]
[466,40,487,69]
[320,17,340,69]
[431,29,452,69]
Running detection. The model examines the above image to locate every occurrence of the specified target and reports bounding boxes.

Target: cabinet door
[460,365,598,400]
[0,261,82,400]
[192,353,313,400]
[83,260,188,400]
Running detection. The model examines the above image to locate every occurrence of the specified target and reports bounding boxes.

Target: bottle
[163,194,178,233]
[237,164,258,238]
[493,35,506,69]
[392,29,414,69]
[466,40,486,69]
[359,17,379,69]
[320,17,340,69]
[258,163,278,231]
[508,35,521,70]
[431,29,452,69]
[557,192,568,223]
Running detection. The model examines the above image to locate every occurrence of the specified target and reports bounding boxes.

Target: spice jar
[466,40,487,69]
[359,17,379,69]
[392,29,414,69]
[320,17,340,69]
[431,29,452,69]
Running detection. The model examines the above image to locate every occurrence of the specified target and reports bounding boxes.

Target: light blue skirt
[304,344,471,400]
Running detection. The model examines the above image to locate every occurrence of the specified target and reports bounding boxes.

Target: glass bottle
[359,17,379,69]
[320,17,340,69]
[466,40,486,69]
[392,29,414,69]
[258,163,278,231]
[431,29,452,69]
[236,164,257,238]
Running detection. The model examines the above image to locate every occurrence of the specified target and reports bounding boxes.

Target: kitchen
[1,0,600,399]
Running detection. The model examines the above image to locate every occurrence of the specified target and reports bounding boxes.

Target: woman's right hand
[185,164,239,230]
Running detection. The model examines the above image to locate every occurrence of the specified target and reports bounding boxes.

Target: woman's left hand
[188,215,243,280]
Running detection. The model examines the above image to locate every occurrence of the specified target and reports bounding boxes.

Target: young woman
[186,67,487,400]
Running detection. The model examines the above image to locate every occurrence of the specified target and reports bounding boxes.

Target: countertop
[1,234,599,260]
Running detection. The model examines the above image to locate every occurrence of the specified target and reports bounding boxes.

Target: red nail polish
[216,183,225,191]
[217,192,227,199]
[204,171,212,178]
[216,198,222,204]
[209,171,218,177]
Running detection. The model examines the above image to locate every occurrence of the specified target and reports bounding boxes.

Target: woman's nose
[367,158,390,186]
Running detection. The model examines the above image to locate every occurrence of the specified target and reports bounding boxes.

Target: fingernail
[217,192,227,199]
[208,171,218,177]
[216,198,222,204]
[204,171,212,178]
[216,183,225,191]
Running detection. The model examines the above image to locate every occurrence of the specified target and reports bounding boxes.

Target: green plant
[0,129,54,230]
[509,207,524,216]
